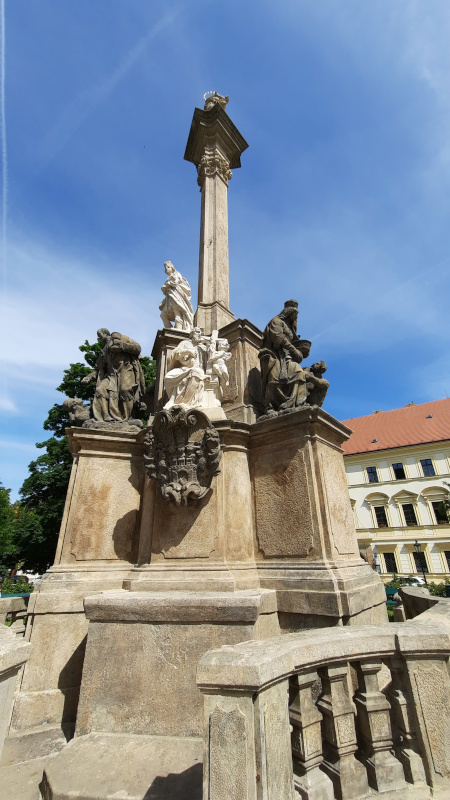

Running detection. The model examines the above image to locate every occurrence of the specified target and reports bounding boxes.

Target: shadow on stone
[57,634,87,727]
[143,762,202,800]
[112,508,139,561]
[153,490,215,556]
[247,365,264,414]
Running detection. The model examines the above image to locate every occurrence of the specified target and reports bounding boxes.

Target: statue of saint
[82,329,146,425]
[163,327,232,415]
[163,339,205,410]
[259,300,311,416]
[159,261,194,331]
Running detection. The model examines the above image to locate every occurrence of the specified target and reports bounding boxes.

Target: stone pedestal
[40,589,278,800]
[10,427,142,737]
[219,317,264,424]
[250,407,387,628]
[132,407,386,627]
[75,589,278,739]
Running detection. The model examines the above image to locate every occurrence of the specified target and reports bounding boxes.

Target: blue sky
[1,1,450,498]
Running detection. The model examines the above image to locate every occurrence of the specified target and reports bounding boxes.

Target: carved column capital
[197,150,232,188]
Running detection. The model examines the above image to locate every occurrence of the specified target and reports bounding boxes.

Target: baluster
[317,662,369,800]
[289,672,334,800]
[354,659,406,792]
[386,655,427,784]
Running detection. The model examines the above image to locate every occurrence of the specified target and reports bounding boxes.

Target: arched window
[421,486,449,526]
[365,492,391,528]
[392,490,420,527]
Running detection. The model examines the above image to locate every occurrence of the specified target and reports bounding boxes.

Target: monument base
[74,589,279,739]
[39,588,278,798]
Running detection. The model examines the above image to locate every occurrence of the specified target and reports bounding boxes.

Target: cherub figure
[305,361,329,407]
[63,397,90,427]
[206,337,232,394]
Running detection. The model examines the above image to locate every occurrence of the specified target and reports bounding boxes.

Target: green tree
[0,482,43,577]
[0,483,18,576]
[18,339,156,573]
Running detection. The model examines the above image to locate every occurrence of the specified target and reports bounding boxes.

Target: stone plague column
[184,93,248,335]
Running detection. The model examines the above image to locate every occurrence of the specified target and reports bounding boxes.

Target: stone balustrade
[0,624,31,761]
[0,595,29,637]
[198,604,450,800]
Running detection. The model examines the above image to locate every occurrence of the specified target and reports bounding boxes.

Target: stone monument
[8,93,387,800]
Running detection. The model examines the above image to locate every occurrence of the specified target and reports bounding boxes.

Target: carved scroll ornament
[143,406,221,506]
[197,151,232,187]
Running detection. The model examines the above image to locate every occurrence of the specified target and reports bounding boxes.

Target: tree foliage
[14,339,156,574]
[0,483,43,577]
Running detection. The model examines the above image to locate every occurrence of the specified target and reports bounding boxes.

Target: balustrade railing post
[354,659,406,792]
[387,655,427,785]
[203,681,295,800]
[317,662,369,800]
[289,672,334,800]
[397,627,450,790]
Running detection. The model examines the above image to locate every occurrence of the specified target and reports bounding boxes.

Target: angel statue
[159,261,194,332]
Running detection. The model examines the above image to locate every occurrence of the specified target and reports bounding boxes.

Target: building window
[420,458,435,477]
[374,506,388,527]
[413,551,428,574]
[392,462,406,480]
[444,551,450,571]
[367,466,379,483]
[432,501,448,524]
[402,503,418,526]
[383,552,397,573]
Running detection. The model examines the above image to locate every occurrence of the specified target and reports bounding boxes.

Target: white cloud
[0,394,17,412]
[0,234,161,385]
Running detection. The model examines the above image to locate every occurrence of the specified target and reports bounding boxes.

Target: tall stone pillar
[184,94,248,334]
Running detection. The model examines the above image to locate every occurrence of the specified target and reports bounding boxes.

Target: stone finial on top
[203,91,229,112]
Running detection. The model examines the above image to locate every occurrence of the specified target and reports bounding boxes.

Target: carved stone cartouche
[258,300,329,420]
[144,406,221,506]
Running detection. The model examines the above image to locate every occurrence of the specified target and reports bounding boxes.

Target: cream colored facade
[344,441,450,581]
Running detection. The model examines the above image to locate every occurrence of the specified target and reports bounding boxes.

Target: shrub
[0,576,34,595]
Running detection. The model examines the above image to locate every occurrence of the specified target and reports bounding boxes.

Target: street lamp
[372,548,381,574]
[414,540,428,586]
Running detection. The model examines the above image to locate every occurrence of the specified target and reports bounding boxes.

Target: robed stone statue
[82,328,146,427]
[258,300,328,418]
[159,261,194,332]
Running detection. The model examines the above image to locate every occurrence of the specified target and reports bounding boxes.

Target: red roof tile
[341,398,450,456]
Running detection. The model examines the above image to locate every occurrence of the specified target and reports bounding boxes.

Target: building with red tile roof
[342,398,450,456]
[342,399,450,583]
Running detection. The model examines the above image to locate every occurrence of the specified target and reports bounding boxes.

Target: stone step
[40,732,202,800]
